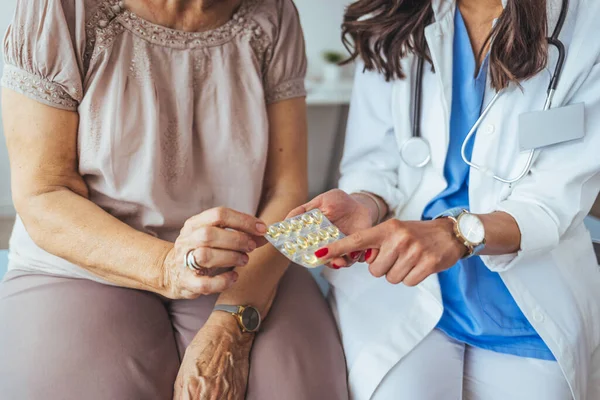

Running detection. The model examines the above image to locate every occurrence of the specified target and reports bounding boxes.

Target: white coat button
[532,309,545,323]
[483,124,495,136]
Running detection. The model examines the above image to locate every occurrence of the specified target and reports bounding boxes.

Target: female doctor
[290,0,600,398]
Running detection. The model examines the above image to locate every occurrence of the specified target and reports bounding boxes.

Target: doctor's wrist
[351,192,389,226]
[436,217,469,259]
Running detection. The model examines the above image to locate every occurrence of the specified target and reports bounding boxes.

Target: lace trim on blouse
[116,0,261,49]
[1,65,79,110]
[84,1,127,71]
[266,78,307,104]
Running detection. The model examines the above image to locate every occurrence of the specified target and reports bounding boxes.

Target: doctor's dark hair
[341,0,549,90]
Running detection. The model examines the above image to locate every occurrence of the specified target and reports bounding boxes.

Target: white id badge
[518,102,585,152]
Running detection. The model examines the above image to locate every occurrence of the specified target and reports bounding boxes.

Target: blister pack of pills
[266,209,345,269]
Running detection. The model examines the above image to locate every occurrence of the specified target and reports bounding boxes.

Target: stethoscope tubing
[459,91,535,184]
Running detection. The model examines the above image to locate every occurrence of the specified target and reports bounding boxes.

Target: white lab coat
[324,0,600,399]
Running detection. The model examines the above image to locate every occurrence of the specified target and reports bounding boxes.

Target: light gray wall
[0,0,16,215]
[297,0,352,196]
[296,0,349,77]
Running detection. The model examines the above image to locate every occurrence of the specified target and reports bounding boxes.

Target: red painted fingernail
[332,263,341,270]
[350,251,361,259]
[365,249,373,260]
[315,248,329,258]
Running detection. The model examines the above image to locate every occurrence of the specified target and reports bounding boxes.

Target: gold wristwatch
[213,304,261,333]
[436,208,486,258]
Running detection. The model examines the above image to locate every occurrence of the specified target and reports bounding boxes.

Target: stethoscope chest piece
[400,137,431,168]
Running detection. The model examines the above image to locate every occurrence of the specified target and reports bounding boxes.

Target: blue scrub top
[421,9,554,361]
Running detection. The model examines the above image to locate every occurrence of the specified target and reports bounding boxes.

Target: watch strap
[470,242,486,258]
[213,304,242,315]
[433,207,464,220]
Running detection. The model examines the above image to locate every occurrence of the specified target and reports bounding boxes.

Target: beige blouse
[1,0,307,280]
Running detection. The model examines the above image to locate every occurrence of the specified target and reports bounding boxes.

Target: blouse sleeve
[1,0,85,111]
[263,0,307,105]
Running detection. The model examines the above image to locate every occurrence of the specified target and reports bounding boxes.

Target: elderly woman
[0,0,348,399]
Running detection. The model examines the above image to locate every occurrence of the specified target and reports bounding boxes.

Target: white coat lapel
[423,5,455,175]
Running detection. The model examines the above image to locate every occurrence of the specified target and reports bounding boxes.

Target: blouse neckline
[101,0,260,49]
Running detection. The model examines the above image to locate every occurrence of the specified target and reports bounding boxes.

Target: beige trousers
[0,265,348,400]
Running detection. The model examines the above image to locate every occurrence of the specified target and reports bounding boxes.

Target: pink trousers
[0,265,348,399]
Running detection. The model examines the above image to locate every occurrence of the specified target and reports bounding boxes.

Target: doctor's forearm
[476,212,522,255]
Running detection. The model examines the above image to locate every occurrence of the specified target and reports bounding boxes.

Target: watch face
[241,307,261,332]
[457,213,485,245]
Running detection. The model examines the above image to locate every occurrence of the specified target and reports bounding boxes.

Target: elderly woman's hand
[174,312,253,400]
[162,207,268,299]
[315,218,467,286]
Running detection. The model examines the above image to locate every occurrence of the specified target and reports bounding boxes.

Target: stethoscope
[400,0,569,184]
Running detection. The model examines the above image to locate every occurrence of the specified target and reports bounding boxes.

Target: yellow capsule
[302,253,319,266]
[311,210,324,224]
[283,241,297,255]
[301,214,315,226]
[306,233,320,247]
[267,225,280,238]
[327,226,340,238]
[279,221,292,234]
[317,230,330,241]
[296,236,309,249]
[290,219,303,231]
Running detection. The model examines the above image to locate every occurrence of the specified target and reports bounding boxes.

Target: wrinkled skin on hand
[174,314,254,400]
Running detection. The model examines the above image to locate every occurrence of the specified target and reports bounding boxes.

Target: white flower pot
[323,64,342,84]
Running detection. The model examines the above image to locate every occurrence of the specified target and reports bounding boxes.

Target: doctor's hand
[286,189,375,268]
[314,218,467,286]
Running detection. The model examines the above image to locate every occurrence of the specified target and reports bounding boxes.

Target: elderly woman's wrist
[206,312,255,344]
[152,242,176,296]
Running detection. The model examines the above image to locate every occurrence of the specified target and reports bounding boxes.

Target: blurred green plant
[322,51,344,64]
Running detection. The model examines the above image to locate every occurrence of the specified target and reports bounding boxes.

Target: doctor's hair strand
[341,0,549,91]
